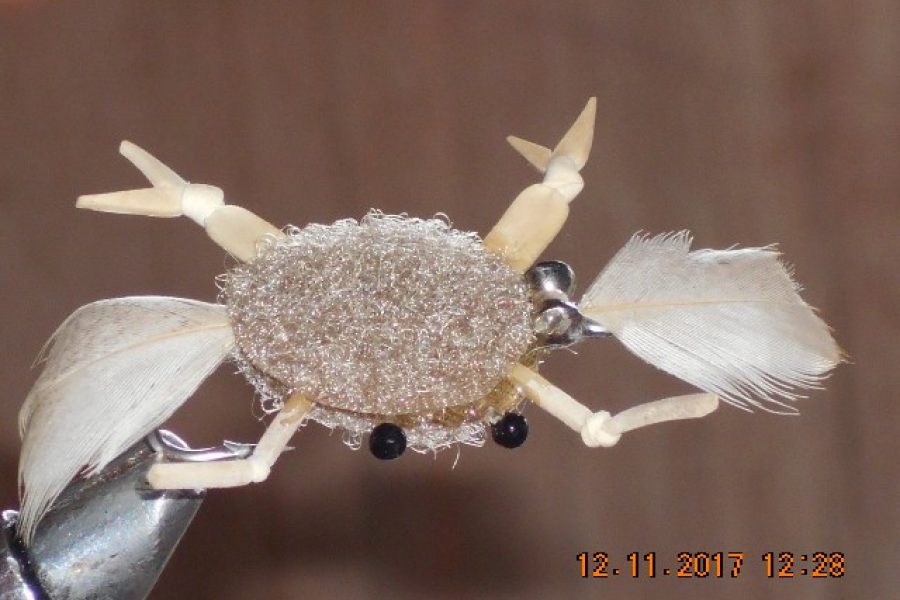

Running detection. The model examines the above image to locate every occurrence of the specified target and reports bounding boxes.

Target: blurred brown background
[0,2,897,599]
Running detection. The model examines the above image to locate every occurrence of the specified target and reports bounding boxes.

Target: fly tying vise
[16,98,842,545]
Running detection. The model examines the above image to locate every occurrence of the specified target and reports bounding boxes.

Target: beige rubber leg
[147,394,312,490]
[484,98,597,272]
[506,364,719,447]
[76,141,284,262]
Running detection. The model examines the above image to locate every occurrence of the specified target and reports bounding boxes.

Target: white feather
[18,296,234,544]
[580,232,842,412]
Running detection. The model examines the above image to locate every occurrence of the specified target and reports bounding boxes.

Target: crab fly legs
[146,394,313,490]
[485,98,719,447]
[77,143,312,490]
[484,98,597,272]
[76,141,284,262]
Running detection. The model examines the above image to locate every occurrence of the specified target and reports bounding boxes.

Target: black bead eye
[369,423,407,460]
[491,412,529,449]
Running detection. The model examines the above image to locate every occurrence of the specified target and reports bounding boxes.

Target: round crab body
[222,212,535,452]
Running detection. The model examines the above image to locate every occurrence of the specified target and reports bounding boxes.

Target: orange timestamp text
[576,551,846,579]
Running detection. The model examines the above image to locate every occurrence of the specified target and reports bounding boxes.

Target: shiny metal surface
[525,260,576,301]
[533,300,581,345]
[579,318,610,339]
[0,432,205,600]
[147,429,253,463]
[526,260,610,347]
[533,299,610,346]
[0,511,45,600]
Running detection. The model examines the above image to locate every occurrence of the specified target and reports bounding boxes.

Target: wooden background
[0,2,897,599]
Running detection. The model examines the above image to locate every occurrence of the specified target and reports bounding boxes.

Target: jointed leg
[76,141,283,262]
[506,364,718,447]
[147,393,312,490]
[484,98,596,272]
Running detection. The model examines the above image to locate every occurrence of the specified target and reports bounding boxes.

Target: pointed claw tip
[118,140,149,166]
[505,135,525,153]
[507,136,552,172]
[118,140,137,155]
[552,97,597,170]
[584,98,597,123]
[575,97,597,125]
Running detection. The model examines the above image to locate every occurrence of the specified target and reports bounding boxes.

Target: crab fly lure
[16,98,841,544]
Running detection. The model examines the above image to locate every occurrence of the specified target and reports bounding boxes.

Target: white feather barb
[580,232,842,412]
[18,296,235,544]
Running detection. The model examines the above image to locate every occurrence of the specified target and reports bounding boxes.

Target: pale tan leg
[147,394,312,490]
[76,141,284,262]
[484,98,597,272]
[506,364,718,447]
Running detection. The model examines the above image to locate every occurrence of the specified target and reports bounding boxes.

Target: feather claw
[580,232,842,410]
[17,297,234,544]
